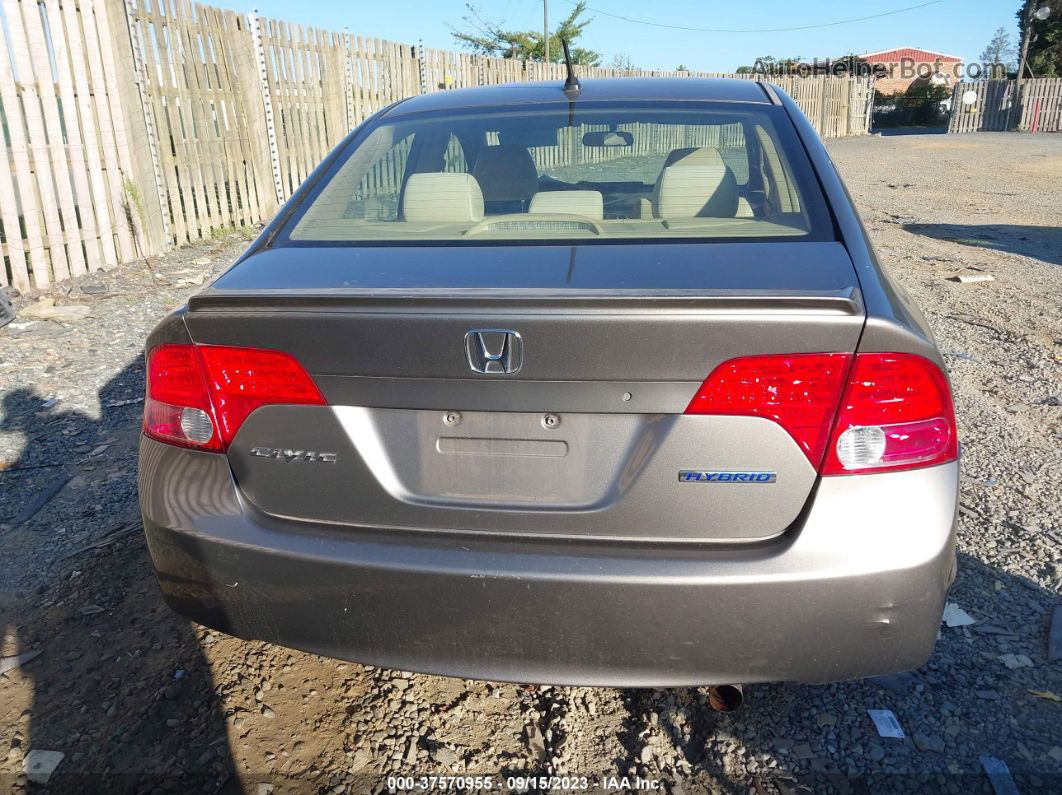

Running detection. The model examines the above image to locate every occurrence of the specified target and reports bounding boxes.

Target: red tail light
[685,352,957,475]
[820,353,957,475]
[144,344,325,452]
[684,353,852,469]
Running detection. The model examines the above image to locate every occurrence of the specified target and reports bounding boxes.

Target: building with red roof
[860,47,965,95]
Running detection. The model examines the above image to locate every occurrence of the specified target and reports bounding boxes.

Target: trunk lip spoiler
[187,287,864,316]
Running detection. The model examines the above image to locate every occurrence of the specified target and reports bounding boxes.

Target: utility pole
[1015,2,1051,127]
[1015,1,1049,88]
[1017,0,1035,90]
[543,0,550,66]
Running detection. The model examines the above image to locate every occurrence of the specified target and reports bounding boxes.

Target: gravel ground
[1,131,1060,794]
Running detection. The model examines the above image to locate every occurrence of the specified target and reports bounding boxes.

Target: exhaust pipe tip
[707,684,744,712]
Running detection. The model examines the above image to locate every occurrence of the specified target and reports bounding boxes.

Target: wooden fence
[0,0,874,291]
[948,78,1062,133]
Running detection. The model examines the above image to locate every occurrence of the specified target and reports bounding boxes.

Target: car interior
[291,109,815,241]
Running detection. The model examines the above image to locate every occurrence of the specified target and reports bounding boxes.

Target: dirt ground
[1,131,1060,793]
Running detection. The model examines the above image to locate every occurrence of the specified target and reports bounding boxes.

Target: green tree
[1017,1,1062,77]
[831,53,875,77]
[452,1,601,65]
[735,55,805,75]
[981,26,1016,66]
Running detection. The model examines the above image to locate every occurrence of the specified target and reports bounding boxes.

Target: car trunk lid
[185,242,864,542]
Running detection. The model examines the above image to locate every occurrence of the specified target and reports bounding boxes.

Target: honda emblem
[465,329,523,375]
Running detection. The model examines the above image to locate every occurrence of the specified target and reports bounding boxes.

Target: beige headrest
[402,173,484,223]
[472,146,539,202]
[528,190,604,219]
[655,164,739,218]
[663,146,728,169]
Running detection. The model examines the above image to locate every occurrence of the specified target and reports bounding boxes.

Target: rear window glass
[281,102,832,245]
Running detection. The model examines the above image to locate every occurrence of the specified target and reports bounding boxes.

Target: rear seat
[472,145,539,214]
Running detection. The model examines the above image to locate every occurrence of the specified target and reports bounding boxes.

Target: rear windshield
[280,101,833,245]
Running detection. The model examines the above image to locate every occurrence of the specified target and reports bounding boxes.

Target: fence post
[417,39,428,94]
[865,78,875,135]
[344,28,355,130]
[249,10,285,206]
[947,83,961,133]
[852,78,863,136]
[118,0,170,251]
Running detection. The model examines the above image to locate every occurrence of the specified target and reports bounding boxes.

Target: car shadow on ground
[0,366,238,791]
[903,223,1062,267]
[617,551,1061,793]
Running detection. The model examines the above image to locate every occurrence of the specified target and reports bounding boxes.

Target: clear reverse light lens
[835,425,886,469]
[179,407,214,444]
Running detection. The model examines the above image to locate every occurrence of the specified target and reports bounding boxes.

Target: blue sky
[251,0,1017,72]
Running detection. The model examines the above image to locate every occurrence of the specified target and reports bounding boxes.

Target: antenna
[561,38,581,97]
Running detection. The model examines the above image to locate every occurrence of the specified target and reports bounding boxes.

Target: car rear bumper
[139,437,957,687]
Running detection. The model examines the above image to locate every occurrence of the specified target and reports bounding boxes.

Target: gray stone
[913,733,945,753]
[433,747,457,767]
[20,298,91,321]
[79,279,108,295]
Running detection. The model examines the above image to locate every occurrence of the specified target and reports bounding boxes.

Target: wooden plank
[60,0,119,268]
[312,27,333,156]
[1050,79,1062,132]
[1052,79,1062,132]
[292,22,310,183]
[3,0,69,284]
[298,24,323,174]
[275,19,296,194]
[265,19,290,195]
[357,35,373,118]
[226,7,261,223]
[24,0,87,276]
[279,21,301,187]
[46,0,101,272]
[173,0,209,234]
[0,130,30,287]
[176,0,224,233]
[201,8,237,229]
[96,0,156,258]
[153,1,208,240]
[303,26,322,166]
[159,1,196,240]
[248,10,283,214]
[287,20,308,188]
[230,8,273,220]
[200,4,243,228]
[139,5,187,245]
[352,31,365,126]
[195,0,230,228]
[0,20,32,288]
[205,8,240,226]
